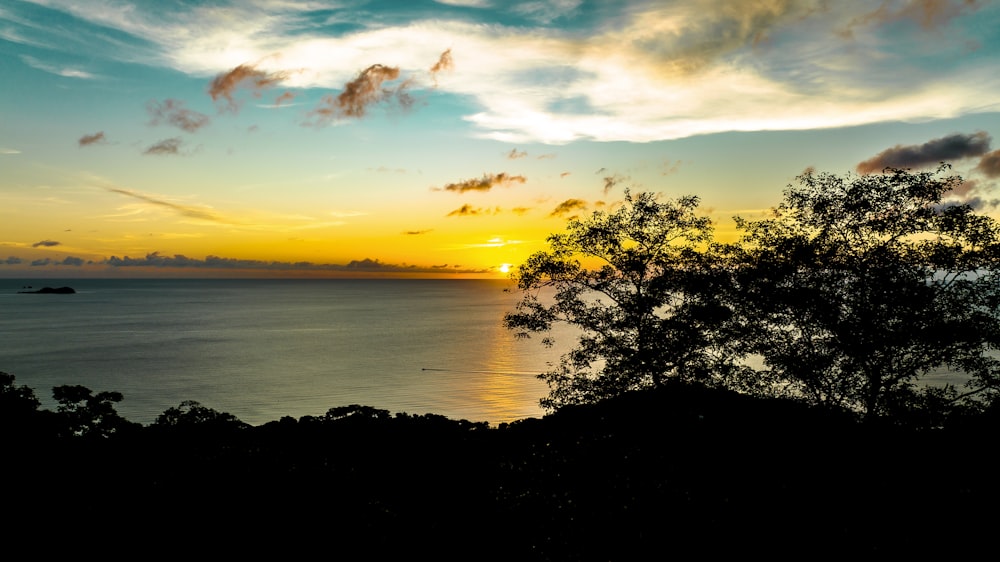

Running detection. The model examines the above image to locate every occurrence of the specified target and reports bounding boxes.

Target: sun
[499,263,511,274]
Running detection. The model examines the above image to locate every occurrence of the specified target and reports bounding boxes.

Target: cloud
[20,54,96,79]
[275,91,297,106]
[103,252,488,274]
[61,256,85,266]
[601,173,627,195]
[506,148,528,159]
[0,148,21,155]
[147,99,211,133]
[24,2,1000,144]
[32,240,60,248]
[560,172,571,178]
[3,257,23,265]
[550,198,588,217]
[404,229,433,235]
[857,132,993,174]
[78,132,107,147]
[447,204,482,217]
[209,63,291,113]
[430,48,454,85]
[30,259,51,267]
[976,149,1000,178]
[309,64,413,123]
[439,172,527,193]
[841,0,983,35]
[105,187,227,223]
[143,138,185,156]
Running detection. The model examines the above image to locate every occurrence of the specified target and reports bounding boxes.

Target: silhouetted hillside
[4,382,999,559]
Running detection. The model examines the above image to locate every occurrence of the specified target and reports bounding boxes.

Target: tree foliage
[52,384,139,438]
[732,165,1000,421]
[504,191,741,410]
[506,167,1000,422]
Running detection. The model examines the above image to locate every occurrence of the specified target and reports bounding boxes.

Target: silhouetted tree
[731,165,1000,422]
[0,372,40,423]
[154,400,247,430]
[52,384,139,438]
[504,191,743,410]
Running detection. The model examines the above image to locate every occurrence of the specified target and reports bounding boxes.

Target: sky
[2,0,1000,279]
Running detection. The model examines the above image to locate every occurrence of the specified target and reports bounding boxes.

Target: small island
[17,286,76,294]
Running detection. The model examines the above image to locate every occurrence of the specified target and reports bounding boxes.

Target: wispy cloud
[550,198,587,217]
[209,63,291,113]
[976,149,1000,178]
[20,54,95,79]
[505,148,527,159]
[308,64,413,123]
[105,187,227,223]
[78,132,107,147]
[447,204,501,217]
[143,138,185,156]
[0,148,21,155]
[104,252,488,275]
[404,229,433,235]
[14,1,1000,144]
[430,48,454,85]
[840,0,983,36]
[857,131,992,173]
[147,99,211,133]
[438,172,526,193]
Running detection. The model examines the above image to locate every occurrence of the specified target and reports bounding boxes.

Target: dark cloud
[147,99,210,133]
[106,187,226,223]
[602,173,626,195]
[32,240,60,248]
[403,229,432,235]
[103,252,488,274]
[3,256,23,265]
[209,64,290,113]
[856,132,992,174]
[31,258,51,266]
[61,256,84,266]
[550,199,588,217]
[560,172,571,178]
[506,148,528,159]
[447,204,482,217]
[439,172,527,193]
[309,64,413,123]
[143,137,184,156]
[841,0,982,36]
[976,149,1000,178]
[78,132,106,146]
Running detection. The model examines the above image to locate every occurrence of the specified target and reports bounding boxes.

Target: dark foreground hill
[5,383,999,559]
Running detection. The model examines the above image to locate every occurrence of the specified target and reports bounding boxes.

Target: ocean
[0,279,571,426]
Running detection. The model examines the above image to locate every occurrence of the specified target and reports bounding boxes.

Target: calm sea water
[0,279,571,426]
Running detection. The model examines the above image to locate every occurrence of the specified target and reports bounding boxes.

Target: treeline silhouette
[3,372,998,558]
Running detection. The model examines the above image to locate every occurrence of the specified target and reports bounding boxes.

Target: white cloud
[21,0,1000,144]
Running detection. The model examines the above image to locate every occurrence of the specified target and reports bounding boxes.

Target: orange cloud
[147,99,210,132]
[209,64,290,113]
[309,64,412,122]
[430,48,453,85]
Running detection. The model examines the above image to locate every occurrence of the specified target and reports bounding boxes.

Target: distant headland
[17,286,76,294]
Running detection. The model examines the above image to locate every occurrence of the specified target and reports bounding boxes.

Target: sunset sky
[2,0,1000,278]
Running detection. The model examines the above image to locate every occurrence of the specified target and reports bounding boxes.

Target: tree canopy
[507,167,1000,423]
[504,191,742,409]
